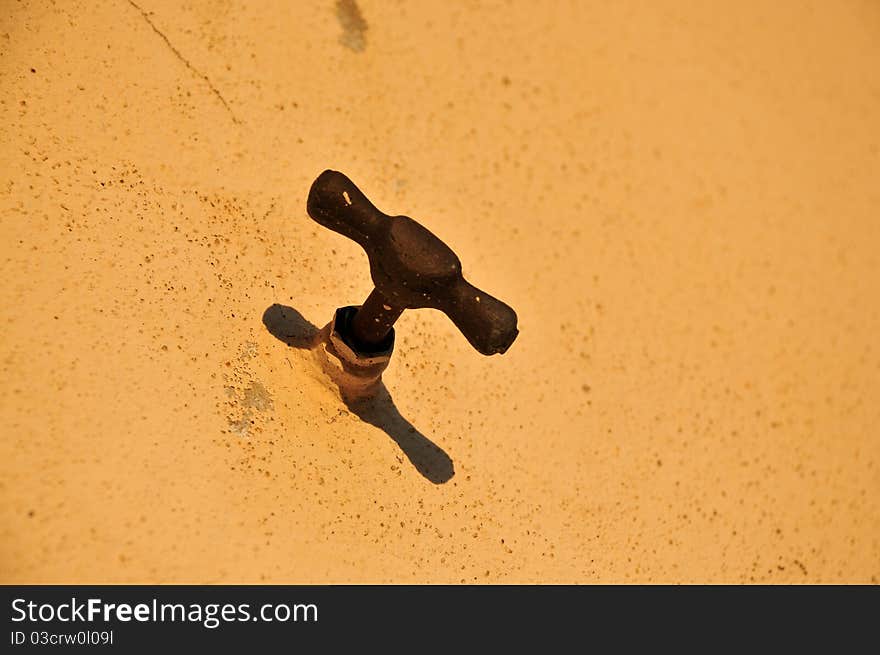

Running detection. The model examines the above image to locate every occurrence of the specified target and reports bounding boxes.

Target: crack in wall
[126,0,241,124]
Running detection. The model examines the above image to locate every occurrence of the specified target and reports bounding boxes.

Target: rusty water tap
[306,170,518,399]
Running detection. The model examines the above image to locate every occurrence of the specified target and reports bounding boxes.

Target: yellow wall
[1,0,878,583]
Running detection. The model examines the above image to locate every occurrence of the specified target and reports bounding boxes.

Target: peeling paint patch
[242,380,273,412]
[223,343,274,438]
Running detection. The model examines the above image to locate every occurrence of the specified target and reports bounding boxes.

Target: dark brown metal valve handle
[307,170,518,356]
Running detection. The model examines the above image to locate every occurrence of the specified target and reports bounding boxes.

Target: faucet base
[313,306,394,402]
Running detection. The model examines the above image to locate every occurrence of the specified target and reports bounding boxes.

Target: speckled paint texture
[1,0,878,583]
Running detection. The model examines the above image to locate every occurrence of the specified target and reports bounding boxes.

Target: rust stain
[336,0,368,52]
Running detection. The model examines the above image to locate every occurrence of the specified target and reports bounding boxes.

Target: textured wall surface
[1,0,878,583]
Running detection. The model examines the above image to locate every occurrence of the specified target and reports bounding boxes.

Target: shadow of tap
[262,303,455,484]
